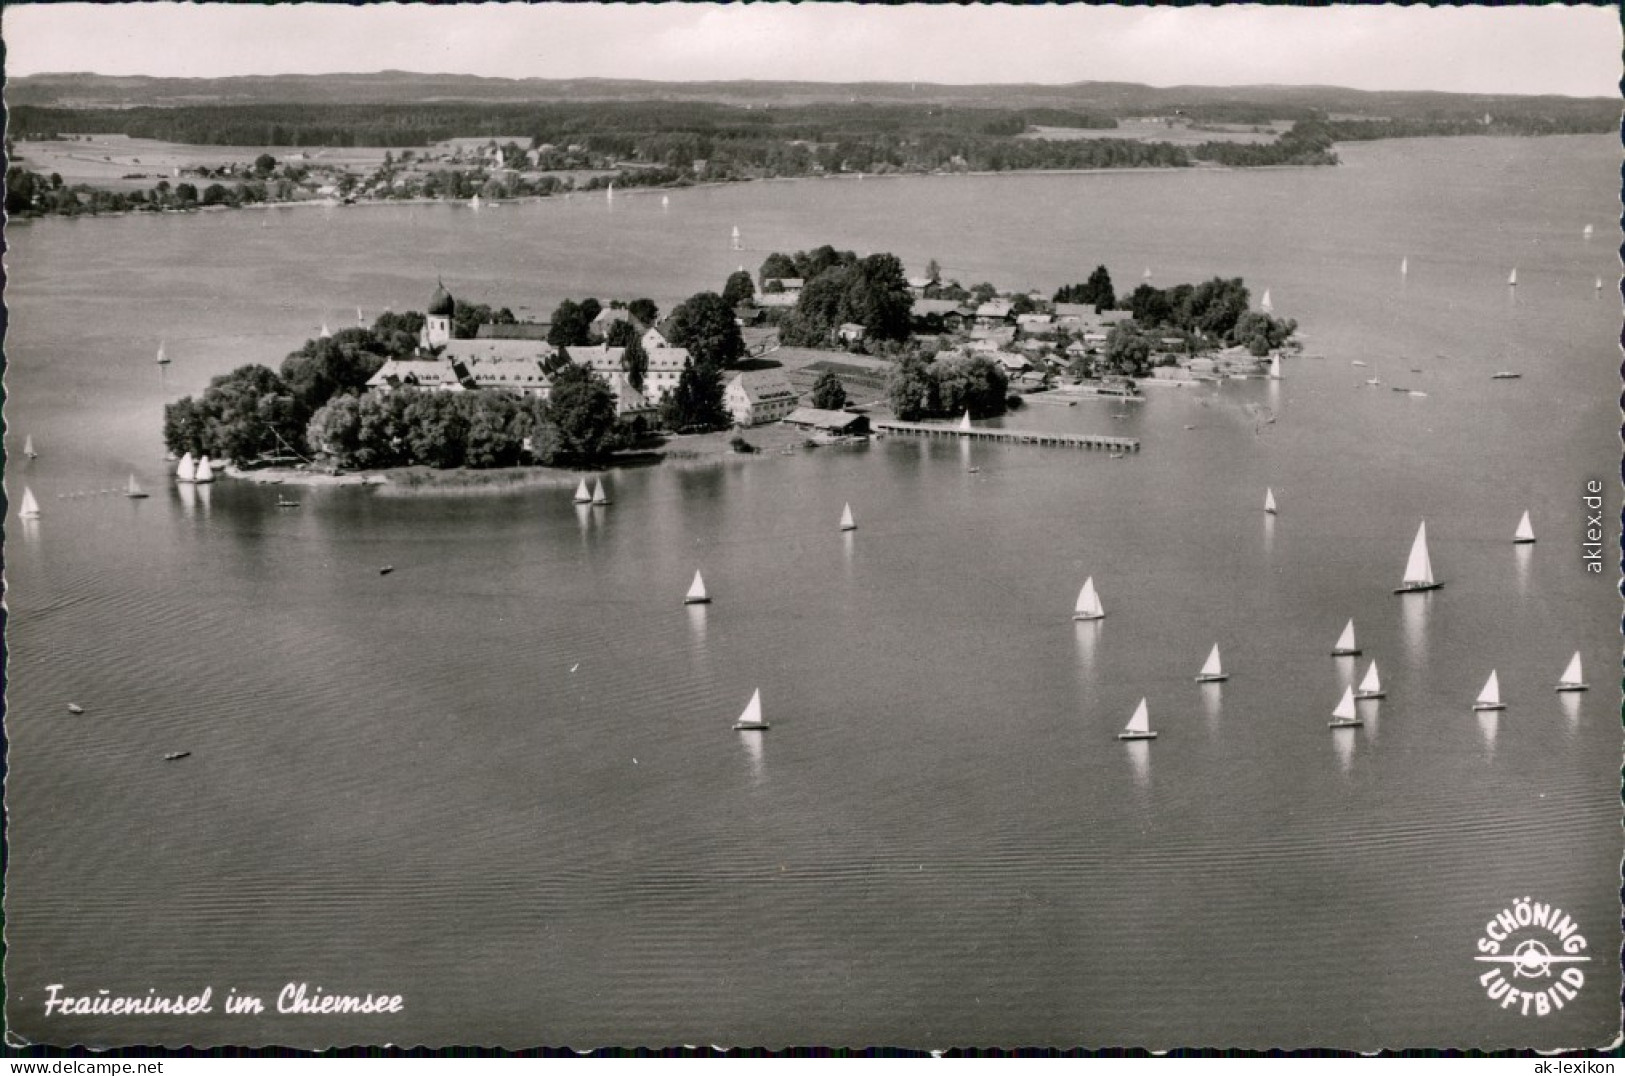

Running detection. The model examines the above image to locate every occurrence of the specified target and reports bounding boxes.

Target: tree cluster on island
[755,245,915,348]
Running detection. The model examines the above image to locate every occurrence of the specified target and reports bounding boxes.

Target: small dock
[874,420,1139,452]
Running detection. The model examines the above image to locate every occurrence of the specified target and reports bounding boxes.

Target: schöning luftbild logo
[1474,897,1589,1016]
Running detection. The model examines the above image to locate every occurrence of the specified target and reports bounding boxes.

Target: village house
[782,407,871,438]
[838,322,867,345]
[763,277,805,295]
[974,299,1015,327]
[724,370,802,427]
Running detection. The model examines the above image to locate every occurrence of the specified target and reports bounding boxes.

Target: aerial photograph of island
[3,1,1619,1055]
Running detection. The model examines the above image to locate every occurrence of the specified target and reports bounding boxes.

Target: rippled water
[4,135,1619,1048]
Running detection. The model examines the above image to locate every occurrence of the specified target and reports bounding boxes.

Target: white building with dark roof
[724,370,801,427]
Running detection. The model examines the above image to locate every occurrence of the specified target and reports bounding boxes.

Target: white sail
[1584,223,1594,237]
[23,435,36,458]
[194,456,216,484]
[1558,652,1585,689]
[1597,277,1605,291]
[1400,256,1409,276]
[1358,661,1381,695]
[1401,522,1433,586]
[1268,354,1281,379]
[573,478,592,504]
[591,478,610,505]
[1074,577,1104,619]
[734,688,767,730]
[1199,644,1223,679]
[840,503,856,531]
[661,195,670,208]
[1476,670,1501,708]
[320,322,332,338]
[1513,511,1535,543]
[18,487,40,518]
[470,194,482,209]
[1142,267,1152,280]
[959,410,973,431]
[1260,289,1273,313]
[156,340,169,365]
[1333,618,1357,654]
[1264,488,1277,514]
[1508,268,1517,286]
[126,474,148,498]
[175,452,197,482]
[1124,698,1151,735]
[685,570,709,604]
[356,306,365,324]
[1332,685,1357,722]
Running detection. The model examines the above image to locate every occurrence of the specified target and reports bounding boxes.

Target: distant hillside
[8,71,1618,125]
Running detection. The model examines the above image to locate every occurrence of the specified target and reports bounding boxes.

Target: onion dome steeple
[427,278,456,318]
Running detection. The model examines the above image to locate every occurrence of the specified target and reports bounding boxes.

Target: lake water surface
[4,136,1620,1049]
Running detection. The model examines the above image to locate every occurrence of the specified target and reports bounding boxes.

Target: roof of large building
[726,369,800,405]
[476,322,552,340]
[443,338,555,364]
[366,359,455,389]
[427,281,456,318]
[783,407,869,431]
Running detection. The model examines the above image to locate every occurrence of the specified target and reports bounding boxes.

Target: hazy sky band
[4,2,1619,97]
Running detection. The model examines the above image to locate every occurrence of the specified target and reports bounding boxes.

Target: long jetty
[874,420,1140,452]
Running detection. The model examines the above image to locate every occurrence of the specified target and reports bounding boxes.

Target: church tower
[424,279,455,348]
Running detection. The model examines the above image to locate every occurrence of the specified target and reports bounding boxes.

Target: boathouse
[782,408,871,437]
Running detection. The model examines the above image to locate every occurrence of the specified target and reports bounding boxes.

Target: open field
[1021,119,1288,145]
[10,135,395,189]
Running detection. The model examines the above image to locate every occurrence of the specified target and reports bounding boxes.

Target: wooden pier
[874,420,1140,452]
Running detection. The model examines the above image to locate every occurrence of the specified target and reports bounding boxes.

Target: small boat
[155,341,170,365]
[18,487,41,519]
[1329,685,1363,729]
[1507,268,1518,287]
[1595,277,1605,291]
[1194,644,1227,683]
[1513,511,1535,544]
[1400,256,1409,276]
[1555,652,1588,692]
[733,688,769,731]
[66,703,84,715]
[1072,577,1105,622]
[1393,521,1443,594]
[1108,451,1124,460]
[194,456,216,484]
[1584,223,1594,238]
[163,751,191,761]
[840,503,856,532]
[1408,390,1429,398]
[1331,618,1361,657]
[378,565,395,576]
[1351,360,1367,367]
[1365,378,1382,386]
[572,478,592,504]
[1117,697,1157,741]
[1473,670,1506,712]
[591,478,611,506]
[1490,371,1521,380]
[1268,355,1282,379]
[1390,386,1411,393]
[1260,289,1273,314]
[175,452,197,483]
[1354,661,1385,700]
[126,474,149,499]
[24,435,37,459]
[276,496,300,508]
[1264,487,1277,515]
[958,410,973,431]
[356,306,366,325]
[684,570,711,606]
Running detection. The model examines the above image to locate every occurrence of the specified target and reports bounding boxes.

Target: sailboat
[840,503,857,532]
[18,487,41,519]
[1555,652,1588,692]
[590,478,611,506]
[1194,644,1227,683]
[1507,268,1518,287]
[1264,487,1278,515]
[572,478,592,504]
[1329,685,1363,728]
[1512,511,1535,544]
[194,456,216,484]
[1268,354,1282,380]
[1142,267,1152,281]
[1117,697,1157,741]
[155,341,170,366]
[606,182,615,202]
[733,688,769,731]
[320,322,332,339]
[1596,277,1605,292]
[125,474,149,499]
[1393,521,1442,593]
[1354,660,1384,700]
[1072,577,1105,622]
[1473,670,1506,712]
[1583,223,1594,238]
[731,225,741,251]
[175,452,197,483]
[1331,618,1360,656]
[469,194,483,210]
[1260,289,1273,314]
[684,570,711,606]
[356,306,366,325]
[958,410,973,431]
[23,435,37,459]
[661,194,670,208]
[1400,256,1409,277]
